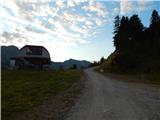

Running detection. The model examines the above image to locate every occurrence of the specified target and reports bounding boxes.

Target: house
[10,45,51,69]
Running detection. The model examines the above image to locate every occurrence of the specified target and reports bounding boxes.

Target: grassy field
[1,69,83,120]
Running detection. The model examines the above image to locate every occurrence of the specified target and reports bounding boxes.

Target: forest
[103,10,160,73]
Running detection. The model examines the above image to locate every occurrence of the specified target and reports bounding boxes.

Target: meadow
[1,69,83,120]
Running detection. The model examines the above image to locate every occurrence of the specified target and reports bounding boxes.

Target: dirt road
[66,68,160,120]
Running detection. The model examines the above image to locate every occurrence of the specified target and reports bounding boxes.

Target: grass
[96,67,160,85]
[1,69,83,120]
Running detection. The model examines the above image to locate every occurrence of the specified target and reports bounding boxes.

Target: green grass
[1,69,83,120]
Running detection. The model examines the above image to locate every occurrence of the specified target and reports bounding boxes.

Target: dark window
[26,47,42,55]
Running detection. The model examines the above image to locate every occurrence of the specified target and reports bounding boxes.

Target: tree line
[89,57,105,67]
[108,10,160,73]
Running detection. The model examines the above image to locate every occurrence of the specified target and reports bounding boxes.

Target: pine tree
[129,14,144,53]
[100,56,105,64]
[150,10,160,28]
[113,16,120,51]
[149,10,160,56]
[113,16,120,34]
[118,16,130,51]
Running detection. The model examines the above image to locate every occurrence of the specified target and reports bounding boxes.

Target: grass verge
[96,68,160,85]
[1,69,84,120]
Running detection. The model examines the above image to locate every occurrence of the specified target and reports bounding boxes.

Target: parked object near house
[10,45,51,69]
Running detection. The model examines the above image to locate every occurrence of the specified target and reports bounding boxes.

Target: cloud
[0,0,19,17]
[120,0,133,15]
[63,11,86,22]
[82,1,107,17]
[120,0,152,15]
[25,25,46,33]
[85,20,94,26]
[95,18,108,26]
[67,0,90,7]
[0,0,111,54]
[137,0,152,12]
[67,0,76,7]
[2,31,12,39]
[0,31,29,46]
[56,0,65,8]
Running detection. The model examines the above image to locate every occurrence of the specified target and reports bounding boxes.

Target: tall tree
[113,16,120,34]
[149,10,160,55]
[129,15,143,34]
[118,16,130,51]
[150,10,160,28]
[113,16,130,51]
[100,56,105,64]
[113,16,120,50]
[129,14,144,53]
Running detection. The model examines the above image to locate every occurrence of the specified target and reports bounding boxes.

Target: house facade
[10,45,51,69]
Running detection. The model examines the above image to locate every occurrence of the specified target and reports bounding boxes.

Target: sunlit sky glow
[1,0,160,62]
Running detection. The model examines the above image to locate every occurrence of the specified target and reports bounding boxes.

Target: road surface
[66,68,160,120]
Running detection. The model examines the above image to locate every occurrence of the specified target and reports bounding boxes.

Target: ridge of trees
[89,56,105,67]
[107,10,160,73]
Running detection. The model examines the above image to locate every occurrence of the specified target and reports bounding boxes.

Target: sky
[0,0,160,62]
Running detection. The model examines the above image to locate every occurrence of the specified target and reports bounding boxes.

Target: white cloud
[95,18,103,26]
[120,0,152,15]
[67,0,75,7]
[70,24,87,34]
[63,11,86,22]
[0,0,19,17]
[56,0,65,8]
[137,0,151,7]
[85,20,94,26]
[82,1,107,17]
[67,0,90,7]
[137,0,152,12]
[120,0,133,15]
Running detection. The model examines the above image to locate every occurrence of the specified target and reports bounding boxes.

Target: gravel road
[66,68,160,120]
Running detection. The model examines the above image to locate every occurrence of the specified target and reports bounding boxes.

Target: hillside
[99,10,160,83]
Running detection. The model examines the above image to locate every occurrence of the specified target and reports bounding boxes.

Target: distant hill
[1,46,19,69]
[50,59,91,70]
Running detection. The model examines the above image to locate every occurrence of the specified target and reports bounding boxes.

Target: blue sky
[0,0,160,62]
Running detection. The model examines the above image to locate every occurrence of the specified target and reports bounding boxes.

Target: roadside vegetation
[98,10,160,84]
[1,69,84,120]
